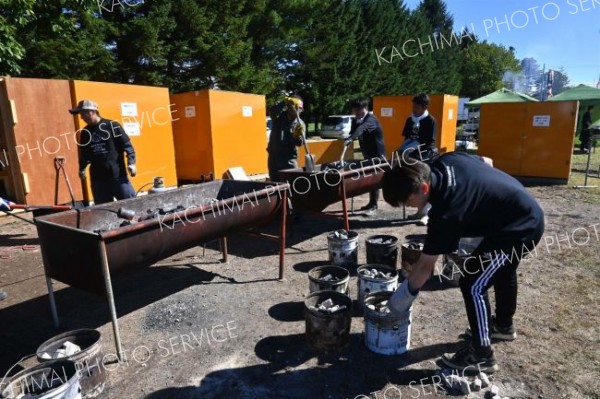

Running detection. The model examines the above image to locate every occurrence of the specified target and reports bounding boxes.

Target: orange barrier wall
[70,81,178,196]
[373,94,458,158]
[171,90,267,180]
[298,139,352,168]
[478,101,578,181]
[0,77,82,205]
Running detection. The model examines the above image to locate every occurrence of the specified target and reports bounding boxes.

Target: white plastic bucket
[1,360,82,399]
[356,264,398,312]
[364,291,412,355]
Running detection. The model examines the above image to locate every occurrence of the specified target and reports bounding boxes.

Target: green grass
[568,148,600,204]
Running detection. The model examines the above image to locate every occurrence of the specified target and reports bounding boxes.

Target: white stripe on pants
[470,251,510,347]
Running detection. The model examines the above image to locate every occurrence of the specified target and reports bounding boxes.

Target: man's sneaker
[464,318,516,341]
[359,203,377,212]
[441,345,498,374]
[363,206,378,216]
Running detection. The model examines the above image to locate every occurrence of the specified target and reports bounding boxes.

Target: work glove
[0,197,13,211]
[285,97,302,109]
[388,279,419,315]
[79,170,87,180]
[127,164,137,177]
[292,123,305,140]
[344,138,353,147]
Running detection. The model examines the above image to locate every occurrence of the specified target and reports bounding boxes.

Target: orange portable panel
[478,103,527,176]
[170,90,268,180]
[170,91,213,180]
[0,77,82,205]
[373,96,412,158]
[298,139,352,168]
[70,80,178,196]
[208,90,267,178]
[431,94,458,153]
[374,94,457,158]
[520,101,578,180]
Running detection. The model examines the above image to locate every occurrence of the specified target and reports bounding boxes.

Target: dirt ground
[1,162,599,398]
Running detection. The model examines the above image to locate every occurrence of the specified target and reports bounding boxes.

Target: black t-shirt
[402,114,436,150]
[348,113,386,158]
[79,119,136,180]
[423,152,544,255]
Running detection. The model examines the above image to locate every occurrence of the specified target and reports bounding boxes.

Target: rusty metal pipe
[98,239,123,361]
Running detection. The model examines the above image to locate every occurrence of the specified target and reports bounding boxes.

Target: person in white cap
[69,100,137,204]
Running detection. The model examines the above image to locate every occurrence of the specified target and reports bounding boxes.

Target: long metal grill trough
[278,158,391,229]
[34,180,289,358]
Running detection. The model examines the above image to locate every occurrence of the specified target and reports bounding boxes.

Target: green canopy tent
[549,84,600,127]
[465,88,539,107]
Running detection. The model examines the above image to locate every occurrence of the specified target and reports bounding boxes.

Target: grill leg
[220,237,228,262]
[99,240,123,361]
[45,276,59,328]
[279,189,287,280]
[341,179,349,230]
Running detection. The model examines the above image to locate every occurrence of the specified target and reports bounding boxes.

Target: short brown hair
[382,160,431,206]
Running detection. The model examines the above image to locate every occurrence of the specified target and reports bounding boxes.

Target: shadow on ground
[143,333,463,399]
[0,263,222,373]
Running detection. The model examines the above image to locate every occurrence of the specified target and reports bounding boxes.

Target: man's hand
[0,197,13,211]
[344,138,353,147]
[79,170,87,180]
[292,123,305,139]
[127,164,137,177]
[388,279,418,315]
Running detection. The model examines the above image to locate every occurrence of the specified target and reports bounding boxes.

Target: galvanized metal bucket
[400,240,424,278]
[356,264,399,312]
[308,265,350,294]
[0,359,81,399]
[365,235,398,268]
[364,291,412,355]
[304,291,352,353]
[327,230,359,267]
[36,329,105,399]
[441,237,483,287]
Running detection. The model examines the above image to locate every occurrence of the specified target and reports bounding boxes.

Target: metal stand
[220,237,228,262]
[279,189,287,280]
[574,136,599,189]
[98,239,123,360]
[45,276,59,328]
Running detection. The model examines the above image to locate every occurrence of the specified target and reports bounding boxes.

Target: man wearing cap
[70,100,137,204]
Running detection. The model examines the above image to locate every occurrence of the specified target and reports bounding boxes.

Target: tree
[0,0,35,75]
[460,41,520,98]
[414,0,462,94]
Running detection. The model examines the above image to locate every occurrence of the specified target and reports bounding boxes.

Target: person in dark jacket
[399,93,437,160]
[267,95,306,182]
[580,105,594,153]
[382,152,544,373]
[70,100,137,205]
[344,98,386,215]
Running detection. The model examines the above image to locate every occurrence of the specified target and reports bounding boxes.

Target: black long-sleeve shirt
[402,115,436,150]
[348,112,386,158]
[79,119,136,180]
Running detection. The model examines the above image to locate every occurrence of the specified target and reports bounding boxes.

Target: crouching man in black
[382,152,544,373]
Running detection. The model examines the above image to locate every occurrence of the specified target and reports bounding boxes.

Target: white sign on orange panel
[381,108,393,117]
[532,115,550,127]
[121,102,138,117]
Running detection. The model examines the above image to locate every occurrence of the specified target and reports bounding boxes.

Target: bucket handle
[0,354,36,390]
